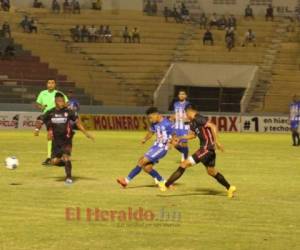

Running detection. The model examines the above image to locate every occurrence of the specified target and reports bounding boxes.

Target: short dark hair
[185,104,197,112]
[55,92,65,99]
[178,89,187,95]
[146,107,159,115]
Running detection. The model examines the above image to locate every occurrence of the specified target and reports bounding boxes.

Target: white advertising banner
[240,116,290,133]
[0,112,40,130]
[0,112,291,133]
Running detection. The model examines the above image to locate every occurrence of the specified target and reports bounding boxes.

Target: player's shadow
[127,183,184,189]
[48,176,98,182]
[157,188,224,197]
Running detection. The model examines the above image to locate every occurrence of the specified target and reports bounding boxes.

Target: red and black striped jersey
[190,114,215,150]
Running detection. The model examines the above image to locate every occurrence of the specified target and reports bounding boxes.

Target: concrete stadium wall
[11,0,143,10]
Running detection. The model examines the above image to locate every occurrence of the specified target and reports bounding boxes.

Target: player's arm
[34,114,47,136]
[141,130,154,144]
[75,118,94,141]
[35,92,47,112]
[206,121,224,152]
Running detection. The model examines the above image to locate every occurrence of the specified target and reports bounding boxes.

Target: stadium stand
[1,6,300,112]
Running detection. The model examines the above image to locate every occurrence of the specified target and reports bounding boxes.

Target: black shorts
[51,138,73,159]
[190,149,216,167]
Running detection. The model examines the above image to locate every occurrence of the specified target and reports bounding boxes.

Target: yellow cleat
[158,181,167,192]
[227,185,237,198]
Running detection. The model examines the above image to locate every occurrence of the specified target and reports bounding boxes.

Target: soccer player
[172,90,190,162]
[36,80,68,165]
[117,107,175,188]
[67,90,80,113]
[34,92,94,184]
[159,105,237,198]
[289,95,300,146]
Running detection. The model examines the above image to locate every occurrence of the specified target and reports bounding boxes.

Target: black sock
[296,132,300,145]
[165,167,185,187]
[65,161,72,179]
[214,173,230,190]
[292,132,297,145]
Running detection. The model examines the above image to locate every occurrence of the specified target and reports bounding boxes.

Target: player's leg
[291,127,299,146]
[62,154,73,184]
[175,129,189,161]
[42,139,52,165]
[204,152,236,198]
[142,161,164,184]
[117,146,166,188]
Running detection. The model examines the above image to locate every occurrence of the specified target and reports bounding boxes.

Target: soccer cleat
[42,158,52,166]
[227,185,237,198]
[117,177,128,188]
[65,178,73,185]
[158,181,167,192]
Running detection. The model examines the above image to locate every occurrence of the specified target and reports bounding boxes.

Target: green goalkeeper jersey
[36,90,68,113]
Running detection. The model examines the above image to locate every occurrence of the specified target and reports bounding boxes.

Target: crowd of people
[164,3,191,23]
[52,0,81,14]
[70,25,112,43]
[20,16,38,33]
[70,25,142,44]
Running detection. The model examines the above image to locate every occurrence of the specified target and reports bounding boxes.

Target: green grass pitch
[0,131,299,250]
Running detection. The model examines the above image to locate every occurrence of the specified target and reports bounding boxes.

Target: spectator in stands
[209,13,218,29]
[63,0,72,13]
[266,4,274,21]
[173,7,183,23]
[244,5,254,20]
[52,0,61,13]
[228,14,237,28]
[203,29,214,46]
[144,0,150,14]
[104,25,112,43]
[225,27,235,51]
[29,18,38,33]
[217,15,227,30]
[88,25,97,42]
[33,0,43,8]
[151,0,158,15]
[20,16,30,33]
[122,26,131,43]
[81,25,89,42]
[132,27,141,43]
[164,7,170,22]
[72,0,80,14]
[92,0,102,10]
[2,22,11,38]
[0,0,10,11]
[180,3,191,22]
[199,13,208,29]
[96,25,105,42]
[242,29,256,47]
[70,25,81,42]
[2,44,15,58]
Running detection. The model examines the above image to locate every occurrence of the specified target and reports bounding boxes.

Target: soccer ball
[5,156,19,170]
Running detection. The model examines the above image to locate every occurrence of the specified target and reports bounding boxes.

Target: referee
[36,79,68,165]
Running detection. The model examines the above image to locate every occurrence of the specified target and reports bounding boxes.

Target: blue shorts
[175,128,189,143]
[291,121,299,129]
[145,145,168,164]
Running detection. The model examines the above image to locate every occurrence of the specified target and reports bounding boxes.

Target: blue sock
[127,166,142,181]
[148,169,163,182]
[176,146,189,160]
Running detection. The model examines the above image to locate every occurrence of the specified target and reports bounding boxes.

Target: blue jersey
[68,98,80,112]
[150,118,174,150]
[174,100,190,130]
